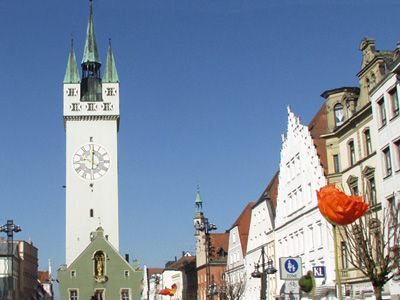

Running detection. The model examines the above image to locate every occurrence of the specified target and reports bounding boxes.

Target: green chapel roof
[103,40,119,83]
[63,39,80,84]
[81,0,101,65]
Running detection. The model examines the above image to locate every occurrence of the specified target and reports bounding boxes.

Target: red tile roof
[166,255,196,270]
[229,202,255,255]
[257,171,279,215]
[147,268,164,278]
[37,271,50,283]
[209,233,229,262]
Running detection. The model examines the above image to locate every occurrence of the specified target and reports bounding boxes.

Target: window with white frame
[69,290,78,300]
[347,176,359,196]
[341,241,348,269]
[389,87,399,118]
[348,140,356,166]
[394,139,400,171]
[364,129,372,156]
[378,98,387,127]
[333,154,340,173]
[121,289,130,300]
[369,176,377,206]
[382,146,392,177]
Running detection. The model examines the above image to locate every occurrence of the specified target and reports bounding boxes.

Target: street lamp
[208,280,218,300]
[0,220,22,300]
[251,245,277,300]
[194,217,217,299]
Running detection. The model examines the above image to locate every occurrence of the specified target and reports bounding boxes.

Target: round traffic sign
[284,259,299,273]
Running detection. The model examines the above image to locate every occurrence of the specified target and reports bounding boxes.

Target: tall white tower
[63,0,120,265]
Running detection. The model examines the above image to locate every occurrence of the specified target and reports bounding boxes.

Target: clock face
[73,144,110,180]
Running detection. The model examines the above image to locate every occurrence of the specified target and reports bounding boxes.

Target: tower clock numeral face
[73,144,110,180]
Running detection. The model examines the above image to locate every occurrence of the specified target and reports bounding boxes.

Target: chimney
[125,254,130,263]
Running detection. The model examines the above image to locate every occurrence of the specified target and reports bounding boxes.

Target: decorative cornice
[64,115,119,122]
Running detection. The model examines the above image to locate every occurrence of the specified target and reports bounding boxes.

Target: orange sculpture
[158,284,177,296]
[317,185,369,225]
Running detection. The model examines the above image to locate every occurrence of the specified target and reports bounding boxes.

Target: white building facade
[226,226,246,284]
[244,198,276,300]
[370,62,400,300]
[275,107,336,299]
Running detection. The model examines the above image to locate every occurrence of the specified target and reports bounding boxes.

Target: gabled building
[161,253,197,300]
[38,270,54,300]
[225,202,255,296]
[58,227,143,300]
[275,106,336,299]
[141,266,163,300]
[244,172,278,300]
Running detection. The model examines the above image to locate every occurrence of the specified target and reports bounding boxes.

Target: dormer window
[334,103,344,127]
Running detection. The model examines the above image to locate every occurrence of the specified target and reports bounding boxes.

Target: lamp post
[251,245,277,300]
[208,279,218,300]
[194,217,217,300]
[0,220,22,300]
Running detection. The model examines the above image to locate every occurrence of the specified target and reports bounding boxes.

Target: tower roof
[103,40,119,83]
[64,40,80,84]
[81,0,101,65]
[194,188,203,217]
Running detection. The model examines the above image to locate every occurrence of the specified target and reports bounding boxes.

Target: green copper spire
[103,39,119,83]
[195,186,203,216]
[64,39,80,84]
[81,0,101,65]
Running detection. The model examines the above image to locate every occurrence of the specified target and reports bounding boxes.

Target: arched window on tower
[334,103,345,127]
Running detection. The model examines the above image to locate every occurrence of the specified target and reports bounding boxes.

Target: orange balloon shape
[158,284,177,296]
[317,185,369,225]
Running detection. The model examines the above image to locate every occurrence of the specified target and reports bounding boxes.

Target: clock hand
[91,145,95,169]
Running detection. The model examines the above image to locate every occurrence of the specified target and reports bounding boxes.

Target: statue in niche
[94,251,106,281]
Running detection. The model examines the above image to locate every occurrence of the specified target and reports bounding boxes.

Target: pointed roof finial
[195,185,203,215]
[82,0,101,65]
[64,38,80,83]
[103,38,120,83]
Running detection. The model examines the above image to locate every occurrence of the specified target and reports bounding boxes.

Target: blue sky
[0,0,399,281]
